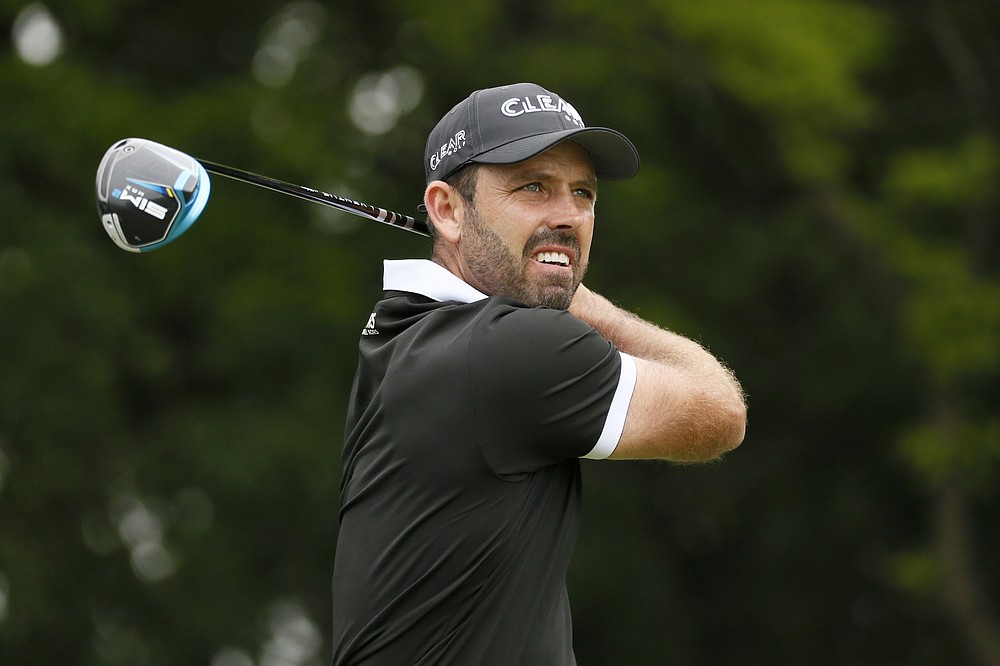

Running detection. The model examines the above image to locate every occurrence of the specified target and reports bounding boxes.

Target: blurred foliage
[2,0,1000,664]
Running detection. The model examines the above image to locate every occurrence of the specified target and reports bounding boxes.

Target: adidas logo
[362,311,379,336]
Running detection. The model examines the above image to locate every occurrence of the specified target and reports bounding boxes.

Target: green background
[2,1,1000,664]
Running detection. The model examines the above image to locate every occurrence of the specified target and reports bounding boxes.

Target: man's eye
[574,188,595,200]
[522,182,542,192]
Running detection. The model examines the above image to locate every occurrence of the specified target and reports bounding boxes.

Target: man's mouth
[533,251,571,267]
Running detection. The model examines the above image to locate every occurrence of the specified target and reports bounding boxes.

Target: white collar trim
[383,259,488,304]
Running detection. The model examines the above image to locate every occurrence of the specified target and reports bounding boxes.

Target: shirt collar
[383,259,488,304]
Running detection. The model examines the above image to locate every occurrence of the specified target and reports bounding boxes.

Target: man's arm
[569,284,747,462]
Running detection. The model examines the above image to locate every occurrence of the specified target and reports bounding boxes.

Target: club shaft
[197,159,430,237]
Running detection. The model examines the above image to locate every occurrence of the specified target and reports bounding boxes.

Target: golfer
[330,82,747,665]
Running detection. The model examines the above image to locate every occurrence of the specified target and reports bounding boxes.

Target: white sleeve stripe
[583,352,637,460]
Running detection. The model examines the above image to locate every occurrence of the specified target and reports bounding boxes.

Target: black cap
[424,83,639,184]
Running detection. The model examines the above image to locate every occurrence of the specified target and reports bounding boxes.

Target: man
[330,82,746,665]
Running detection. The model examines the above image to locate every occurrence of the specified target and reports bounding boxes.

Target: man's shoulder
[472,297,596,340]
[466,298,615,373]
[375,293,603,357]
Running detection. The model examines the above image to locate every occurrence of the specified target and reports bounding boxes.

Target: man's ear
[423,181,464,244]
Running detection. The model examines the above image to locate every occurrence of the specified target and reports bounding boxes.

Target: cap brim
[471,127,640,181]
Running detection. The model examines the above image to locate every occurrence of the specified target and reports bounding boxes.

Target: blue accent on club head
[126,179,171,196]
[154,162,211,250]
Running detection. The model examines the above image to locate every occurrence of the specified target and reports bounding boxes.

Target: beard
[461,204,587,310]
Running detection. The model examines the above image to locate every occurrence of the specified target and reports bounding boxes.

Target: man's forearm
[569,285,735,376]
[569,284,747,459]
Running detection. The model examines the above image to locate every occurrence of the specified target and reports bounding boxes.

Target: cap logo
[428,129,467,173]
[501,94,585,128]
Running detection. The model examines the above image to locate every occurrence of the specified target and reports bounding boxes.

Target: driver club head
[96,138,211,252]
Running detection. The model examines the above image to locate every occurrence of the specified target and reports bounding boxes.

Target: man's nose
[546,190,589,230]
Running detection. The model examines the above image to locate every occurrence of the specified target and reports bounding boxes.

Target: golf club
[95,138,429,252]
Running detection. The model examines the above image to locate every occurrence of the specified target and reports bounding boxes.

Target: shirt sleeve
[468,301,634,475]
[583,351,637,460]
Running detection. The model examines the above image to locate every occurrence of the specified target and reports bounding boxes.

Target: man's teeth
[535,251,570,266]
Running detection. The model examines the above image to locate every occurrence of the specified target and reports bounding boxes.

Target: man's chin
[527,283,577,310]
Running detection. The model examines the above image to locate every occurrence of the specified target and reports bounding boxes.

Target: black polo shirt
[331,259,636,666]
